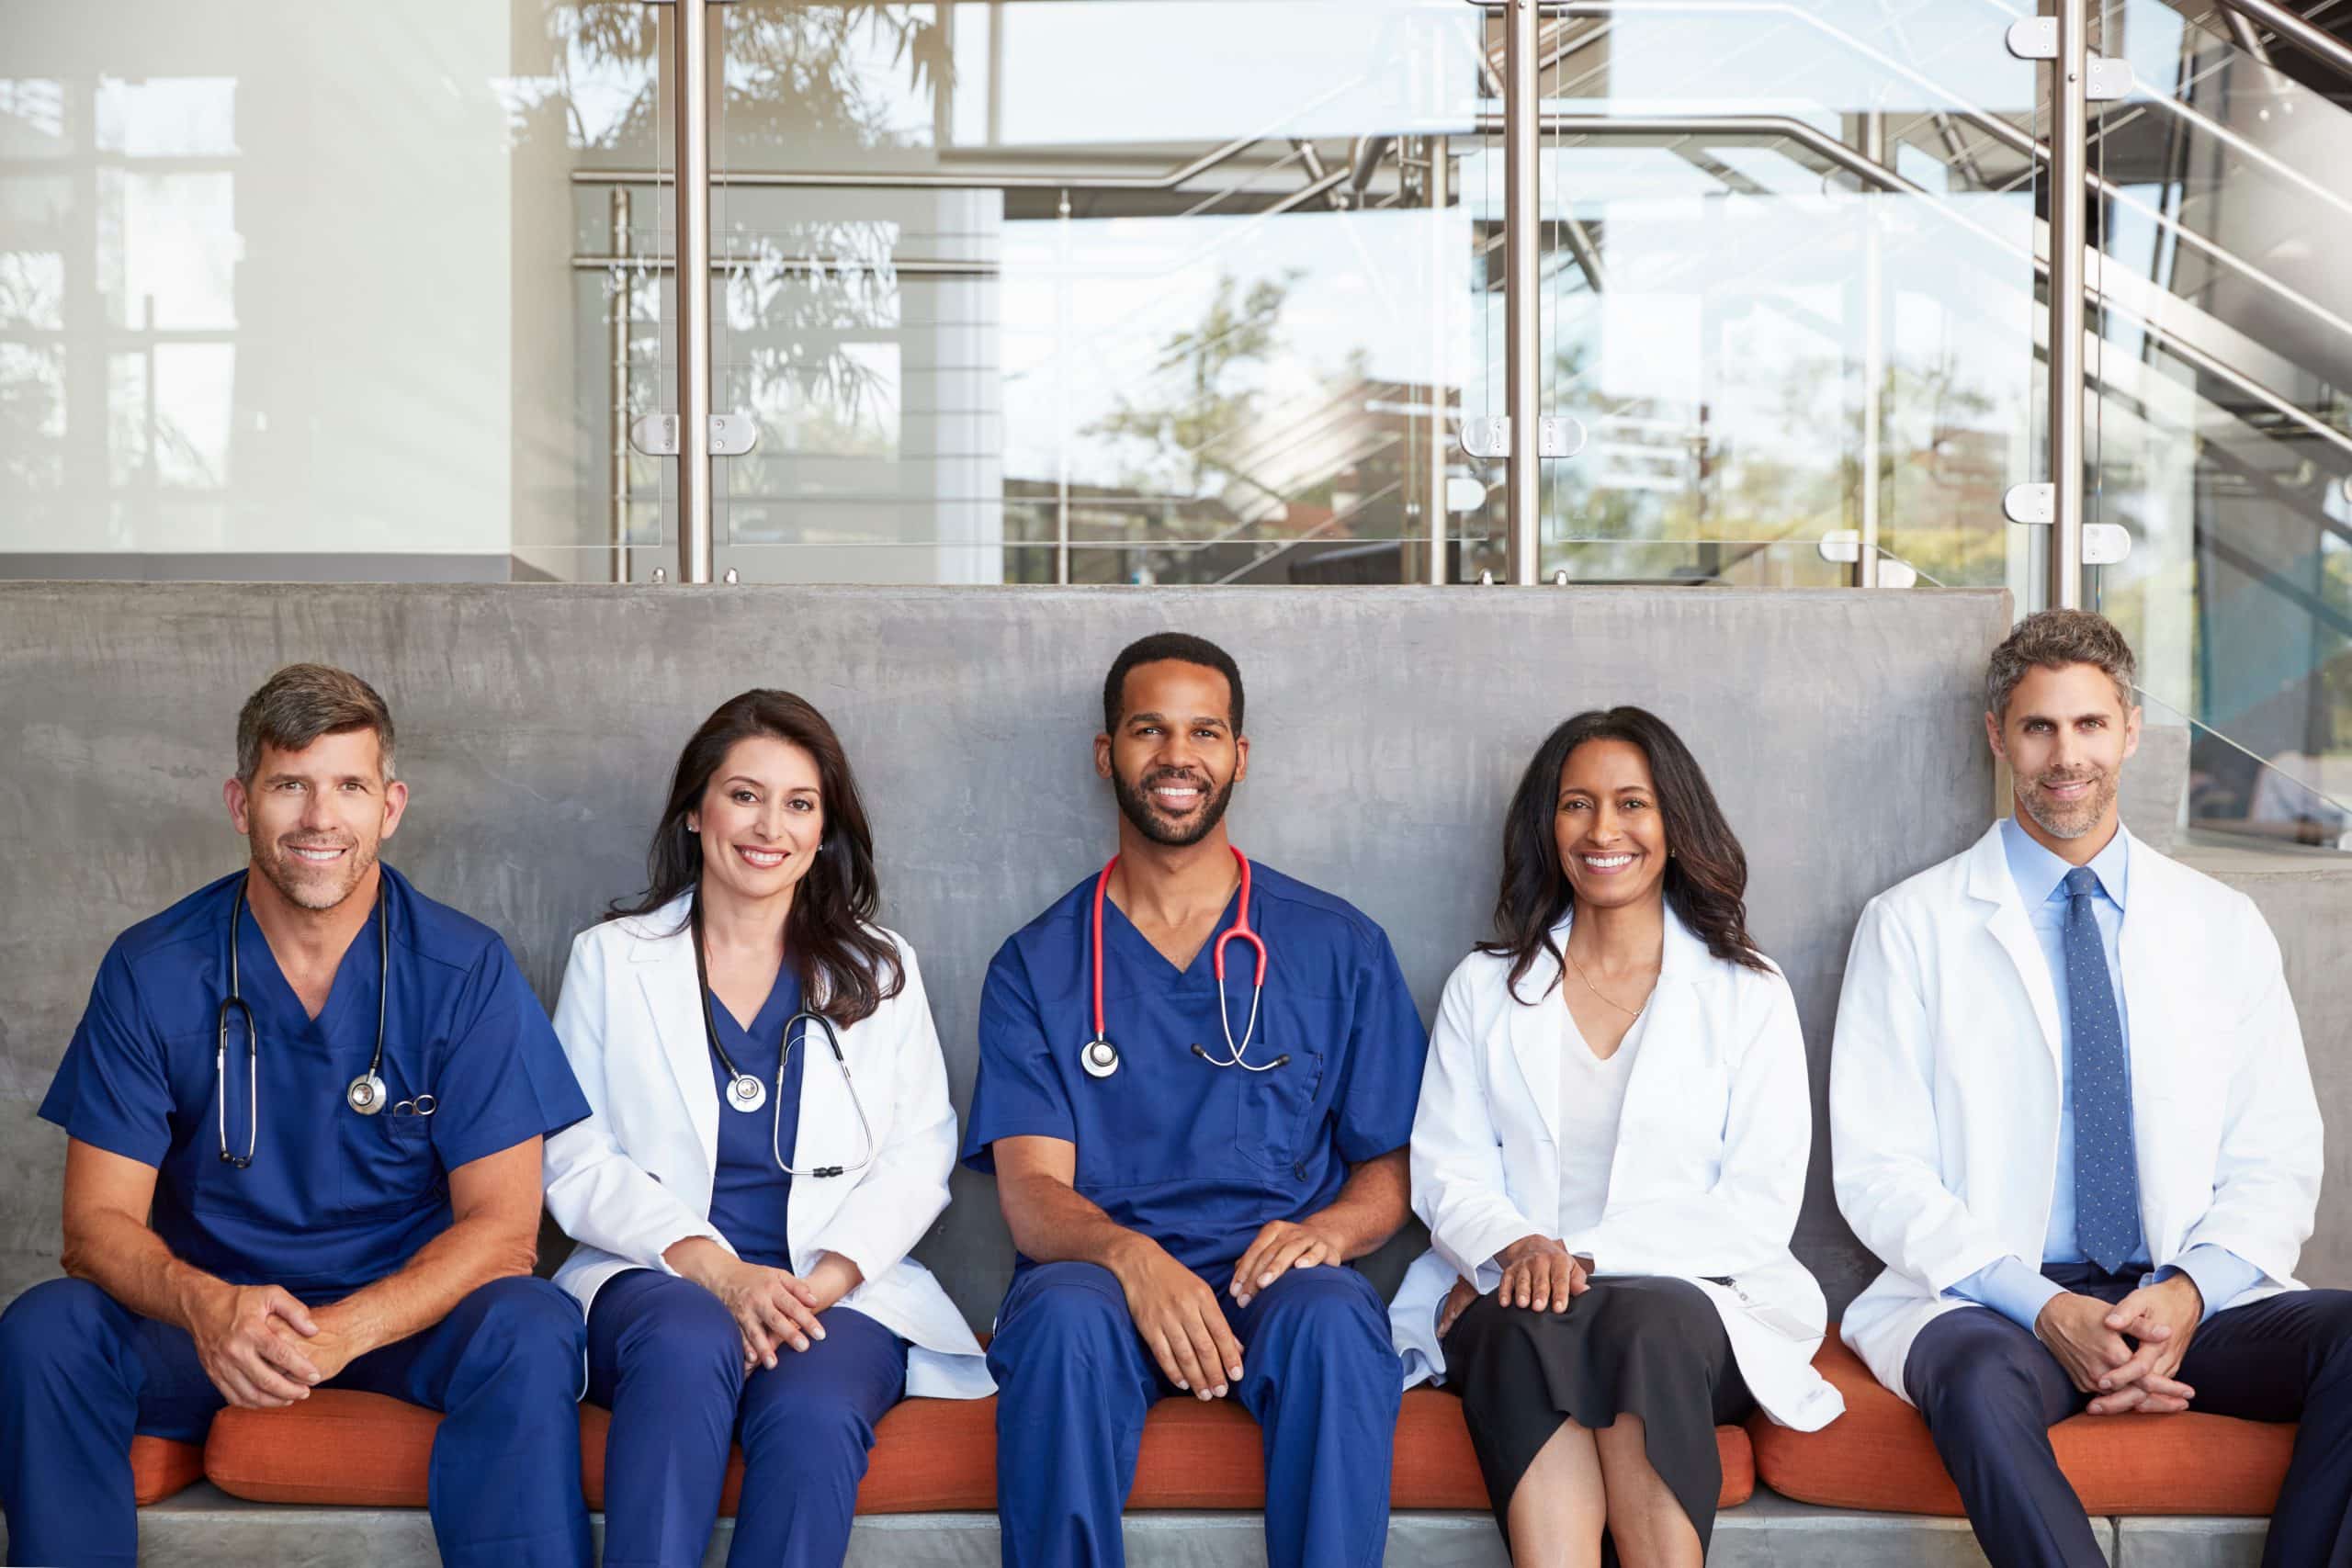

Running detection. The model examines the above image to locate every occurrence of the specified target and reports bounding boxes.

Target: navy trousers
[584,1268,907,1568]
[988,1260,1402,1568]
[1905,1266,2352,1568]
[0,1273,590,1568]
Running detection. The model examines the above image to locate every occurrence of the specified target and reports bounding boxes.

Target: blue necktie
[2066,865,2141,1272]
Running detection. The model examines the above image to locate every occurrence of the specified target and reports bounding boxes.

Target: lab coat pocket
[341,1110,443,1215]
[1236,1049,1324,1175]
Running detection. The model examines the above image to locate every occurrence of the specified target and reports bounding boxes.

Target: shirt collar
[1999,815,2130,910]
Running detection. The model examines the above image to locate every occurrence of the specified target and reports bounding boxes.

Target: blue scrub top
[39,867,590,1304]
[961,860,1427,1280]
[705,971,806,1270]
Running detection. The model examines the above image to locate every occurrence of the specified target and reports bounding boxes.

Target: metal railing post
[1428,133,1451,587]
[2048,0,2089,611]
[674,0,716,584]
[1858,109,1883,589]
[609,187,633,585]
[1504,0,1542,585]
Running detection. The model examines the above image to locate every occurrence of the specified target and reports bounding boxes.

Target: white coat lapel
[632,904,723,1172]
[1965,823,2063,1066]
[1506,930,1568,1146]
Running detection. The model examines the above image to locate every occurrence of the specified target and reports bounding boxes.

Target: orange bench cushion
[130,1435,206,1506]
[1747,1330,2296,1517]
[208,1387,1752,1512]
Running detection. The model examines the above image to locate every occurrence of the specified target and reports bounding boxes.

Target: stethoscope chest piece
[345,1071,388,1116]
[725,1071,769,1113]
[1080,1037,1121,1080]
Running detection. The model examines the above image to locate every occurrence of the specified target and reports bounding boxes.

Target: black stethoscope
[1080,844,1288,1081]
[689,894,875,1179]
[215,875,410,1169]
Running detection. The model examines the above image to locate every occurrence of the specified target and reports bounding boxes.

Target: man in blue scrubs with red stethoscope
[965,632,1428,1568]
[0,664,594,1568]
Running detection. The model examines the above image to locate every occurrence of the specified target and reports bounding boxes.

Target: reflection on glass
[2075,0,2352,852]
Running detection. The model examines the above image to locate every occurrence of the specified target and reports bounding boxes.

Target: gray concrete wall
[2174,842,2352,1286]
[0,581,2011,1321]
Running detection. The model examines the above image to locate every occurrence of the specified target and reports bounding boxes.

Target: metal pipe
[1472,112,1923,192]
[2222,6,2274,63]
[1505,0,1543,585]
[574,129,1287,192]
[673,0,715,584]
[609,187,631,585]
[570,254,999,276]
[1858,109,1883,589]
[2049,0,2089,610]
[1428,134,1451,587]
[2211,0,2352,76]
[1350,134,1395,197]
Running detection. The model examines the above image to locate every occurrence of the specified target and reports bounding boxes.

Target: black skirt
[1441,1274,1754,1562]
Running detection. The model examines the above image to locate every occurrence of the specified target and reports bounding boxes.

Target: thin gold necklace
[1566,945,1657,1019]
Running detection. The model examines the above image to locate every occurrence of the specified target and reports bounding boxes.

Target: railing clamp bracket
[2004,19,2132,99]
[2003,482,2057,525]
[632,413,760,457]
[1460,414,1587,459]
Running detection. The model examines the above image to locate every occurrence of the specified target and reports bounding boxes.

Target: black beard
[1111,768,1236,847]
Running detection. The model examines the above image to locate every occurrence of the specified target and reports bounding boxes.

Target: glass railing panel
[565,0,2075,592]
[2085,281,2352,852]
[688,0,1477,584]
[1452,1,2047,589]
[2087,0,2352,400]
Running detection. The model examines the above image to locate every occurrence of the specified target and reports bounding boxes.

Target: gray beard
[2018,774,2115,840]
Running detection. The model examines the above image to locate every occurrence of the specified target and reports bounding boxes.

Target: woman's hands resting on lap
[664,1238,864,1370]
[1437,1235,1593,1337]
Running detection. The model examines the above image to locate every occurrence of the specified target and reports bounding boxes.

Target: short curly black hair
[1102,632,1245,735]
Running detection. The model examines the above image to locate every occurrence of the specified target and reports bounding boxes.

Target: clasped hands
[1436,1234,1594,1337]
[187,1283,356,1409]
[2034,1273,2203,1415]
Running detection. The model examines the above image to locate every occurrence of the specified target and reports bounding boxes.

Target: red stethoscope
[1080,845,1288,1079]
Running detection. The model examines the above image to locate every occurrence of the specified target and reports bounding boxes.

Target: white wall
[0,3,537,563]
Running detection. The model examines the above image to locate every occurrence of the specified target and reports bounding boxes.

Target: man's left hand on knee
[1229,1220,1345,1308]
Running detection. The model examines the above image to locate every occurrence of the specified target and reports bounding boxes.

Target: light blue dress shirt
[1944,819,2259,1328]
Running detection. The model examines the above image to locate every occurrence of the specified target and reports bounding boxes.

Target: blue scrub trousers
[989,1260,1400,1568]
[585,1268,908,1568]
[1905,1267,2352,1568]
[0,1272,590,1568]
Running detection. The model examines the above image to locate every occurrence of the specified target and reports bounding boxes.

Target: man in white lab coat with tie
[1831,608,2351,1568]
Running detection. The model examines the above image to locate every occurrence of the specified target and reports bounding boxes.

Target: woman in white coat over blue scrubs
[541,690,989,1568]
[1392,707,1842,1567]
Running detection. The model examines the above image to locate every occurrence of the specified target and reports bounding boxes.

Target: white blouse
[1555,1001,1650,1234]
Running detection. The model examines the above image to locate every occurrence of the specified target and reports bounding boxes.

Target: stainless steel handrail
[2211,0,2352,77]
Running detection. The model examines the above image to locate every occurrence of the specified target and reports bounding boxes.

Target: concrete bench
[11,1485,2272,1565]
[19,1361,2290,1566]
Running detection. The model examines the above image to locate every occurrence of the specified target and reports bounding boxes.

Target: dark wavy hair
[1479,706,1770,1002]
[608,690,904,1028]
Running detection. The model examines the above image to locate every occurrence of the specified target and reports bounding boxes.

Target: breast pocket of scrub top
[340,1097,444,1215]
[1235,1047,1326,1176]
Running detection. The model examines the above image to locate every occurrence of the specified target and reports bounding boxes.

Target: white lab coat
[541,894,992,1399]
[1831,823,2321,1403]
[1390,910,1846,1432]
